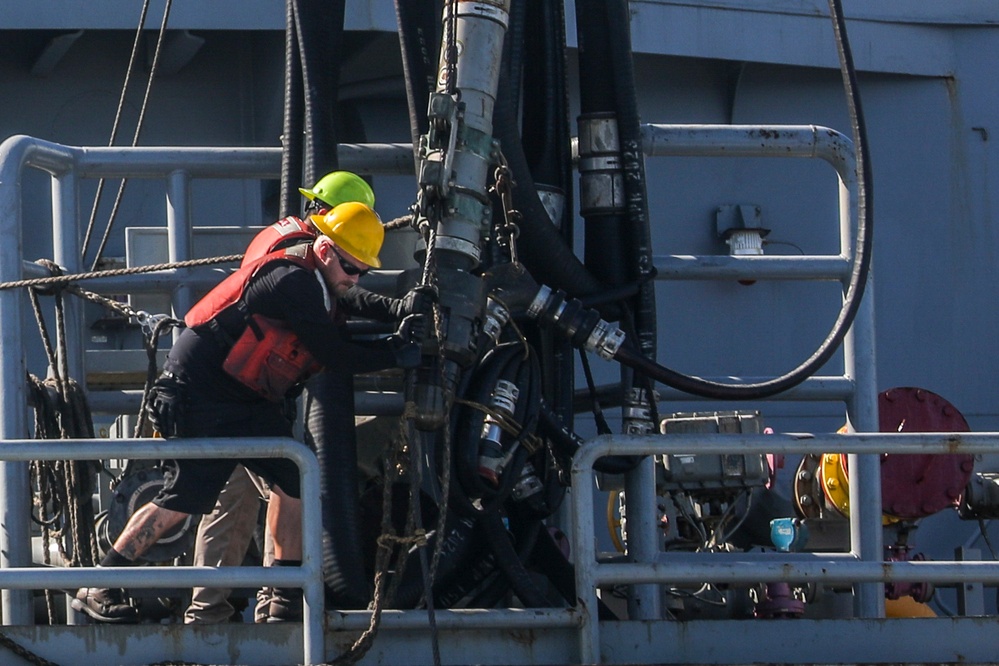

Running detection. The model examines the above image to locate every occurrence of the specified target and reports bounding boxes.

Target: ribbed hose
[572,0,630,308]
[303,372,371,608]
[394,0,440,168]
[491,50,613,316]
[599,0,874,401]
[481,510,548,607]
[451,345,534,516]
[279,0,303,218]
[606,0,657,362]
[292,0,345,180]
[518,0,576,427]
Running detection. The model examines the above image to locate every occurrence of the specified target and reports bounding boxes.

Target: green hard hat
[299,171,375,209]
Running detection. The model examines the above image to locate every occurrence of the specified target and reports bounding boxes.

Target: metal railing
[0,436,325,665]
[0,129,883,664]
[570,431,999,664]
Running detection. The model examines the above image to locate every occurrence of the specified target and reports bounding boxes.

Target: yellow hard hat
[311,202,384,268]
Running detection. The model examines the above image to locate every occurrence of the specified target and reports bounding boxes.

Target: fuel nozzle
[527,285,626,360]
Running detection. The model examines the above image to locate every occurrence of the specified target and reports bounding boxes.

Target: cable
[89,0,174,272]
[81,0,152,261]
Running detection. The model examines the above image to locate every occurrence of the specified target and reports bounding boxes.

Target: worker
[73,202,423,624]
[185,170,379,624]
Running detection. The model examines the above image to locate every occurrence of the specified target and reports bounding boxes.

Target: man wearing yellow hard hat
[73,201,424,624]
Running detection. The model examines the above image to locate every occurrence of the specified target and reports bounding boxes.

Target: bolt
[826,478,839,490]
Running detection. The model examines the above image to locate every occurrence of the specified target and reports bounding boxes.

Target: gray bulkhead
[1,1,999,664]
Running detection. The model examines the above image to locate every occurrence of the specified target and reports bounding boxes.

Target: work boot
[262,587,303,623]
[254,587,273,624]
[72,587,139,623]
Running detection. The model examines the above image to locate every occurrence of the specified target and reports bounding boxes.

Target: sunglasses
[306,199,329,215]
[331,246,369,277]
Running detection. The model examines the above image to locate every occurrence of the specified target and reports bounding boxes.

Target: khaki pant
[183,465,271,624]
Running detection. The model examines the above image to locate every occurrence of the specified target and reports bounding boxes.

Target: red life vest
[186,245,328,402]
[241,216,317,267]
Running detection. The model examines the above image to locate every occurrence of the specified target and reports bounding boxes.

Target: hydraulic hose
[654,0,873,398]
[518,0,576,427]
[452,344,539,513]
[529,526,618,618]
[303,372,371,608]
[394,0,439,166]
[292,0,346,182]
[522,0,870,401]
[279,0,304,218]
[538,403,638,474]
[520,0,571,197]
[491,39,616,318]
[671,0,875,398]
[605,0,657,362]
[529,0,872,401]
[481,510,548,607]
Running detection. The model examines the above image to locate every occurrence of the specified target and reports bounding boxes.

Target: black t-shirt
[165,259,397,404]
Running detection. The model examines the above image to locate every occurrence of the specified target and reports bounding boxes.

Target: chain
[491,157,522,266]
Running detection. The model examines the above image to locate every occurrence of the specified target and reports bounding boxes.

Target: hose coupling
[477,379,520,487]
[528,285,625,359]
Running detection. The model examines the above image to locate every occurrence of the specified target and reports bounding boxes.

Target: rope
[0,254,243,292]
[383,213,416,231]
[0,634,60,666]
[134,315,184,438]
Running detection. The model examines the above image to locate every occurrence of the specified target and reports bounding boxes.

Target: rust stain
[507,628,536,646]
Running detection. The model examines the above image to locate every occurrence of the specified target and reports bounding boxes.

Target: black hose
[279,0,304,218]
[520,0,567,192]
[574,0,629,291]
[605,0,657,362]
[491,37,615,317]
[394,0,440,165]
[481,510,548,607]
[500,0,527,129]
[601,0,873,401]
[529,526,618,618]
[292,0,346,181]
[453,345,534,511]
[537,403,638,475]
[303,372,372,609]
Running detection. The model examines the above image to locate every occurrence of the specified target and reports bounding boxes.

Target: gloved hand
[396,285,438,318]
[395,313,427,345]
[147,372,187,437]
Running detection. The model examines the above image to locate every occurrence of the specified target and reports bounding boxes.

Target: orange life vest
[186,245,328,401]
[241,216,317,267]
